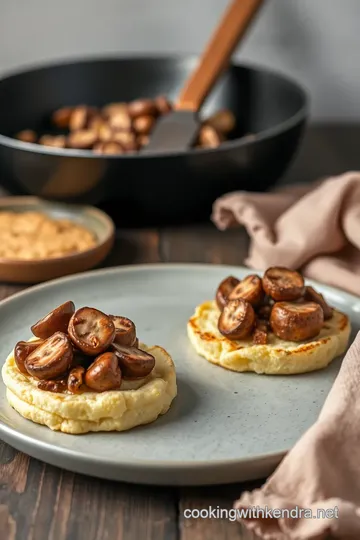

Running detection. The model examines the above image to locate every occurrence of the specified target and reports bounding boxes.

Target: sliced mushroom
[25,332,73,380]
[85,352,122,392]
[120,140,139,153]
[252,319,269,345]
[128,99,157,119]
[51,107,74,128]
[14,340,44,374]
[94,141,124,154]
[111,343,155,379]
[198,125,223,148]
[93,141,124,155]
[133,115,156,135]
[228,274,264,307]
[67,366,86,394]
[108,111,132,131]
[98,123,113,142]
[215,276,240,310]
[205,109,236,134]
[109,315,136,346]
[16,129,37,143]
[304,286,333,320]
[262,267,305,301]
[270,302,324,342]
[154,96,172,115]
[68,307,115,355]
[102,102,129,119]
[67,129,97,149]
[218,299,255,340]
[31,300,75,339]
[37,378,67,393]
[112,131,136,146]
[69,105,96,131]
[38,135,66,148]
[88,115,106,133]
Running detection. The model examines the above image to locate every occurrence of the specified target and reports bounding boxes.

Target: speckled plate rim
[0,196,115,266]
[0,263,358,485]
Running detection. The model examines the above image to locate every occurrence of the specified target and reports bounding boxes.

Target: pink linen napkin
[234,332,360,539]
[211,171,360,296]
[211,171,360,538]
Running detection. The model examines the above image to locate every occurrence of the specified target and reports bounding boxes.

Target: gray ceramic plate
[0,264,358,486]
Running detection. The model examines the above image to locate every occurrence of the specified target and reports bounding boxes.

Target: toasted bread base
[2,343,177,434]
[187,301,350,375]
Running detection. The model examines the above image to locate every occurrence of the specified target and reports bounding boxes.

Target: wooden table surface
[0,224,265,540]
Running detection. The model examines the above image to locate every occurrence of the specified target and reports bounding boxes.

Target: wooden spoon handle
[176,0,265,112]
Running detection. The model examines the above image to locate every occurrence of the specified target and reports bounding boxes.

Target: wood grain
[159,224,249,265]
[0,451,29,493]
[0,505,16,540]
[105,230,161,266]
[179,485,259,540]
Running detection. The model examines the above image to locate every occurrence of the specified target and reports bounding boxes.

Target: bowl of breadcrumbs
[0,197,115,283]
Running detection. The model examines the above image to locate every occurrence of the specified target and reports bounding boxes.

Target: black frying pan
[0,56,308,225]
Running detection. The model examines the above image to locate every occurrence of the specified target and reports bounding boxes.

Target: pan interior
[0,56,306,141]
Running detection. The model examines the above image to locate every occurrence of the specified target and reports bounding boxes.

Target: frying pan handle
[176,0,265,112]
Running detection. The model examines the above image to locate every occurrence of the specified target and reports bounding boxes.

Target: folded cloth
[212,172,360,538]
[233,332,360,540]
[211,171,360,296]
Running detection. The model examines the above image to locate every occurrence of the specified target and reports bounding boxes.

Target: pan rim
[0,53,309,160]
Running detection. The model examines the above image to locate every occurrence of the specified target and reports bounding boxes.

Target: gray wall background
[0,0,359,122]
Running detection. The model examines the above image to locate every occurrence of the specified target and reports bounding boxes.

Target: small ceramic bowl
[0,197,115,283]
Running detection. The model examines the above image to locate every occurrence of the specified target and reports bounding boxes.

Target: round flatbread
[187,300,350,375]
[2,342,177,434]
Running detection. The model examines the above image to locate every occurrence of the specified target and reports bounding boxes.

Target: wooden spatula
[144,0,265,153]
